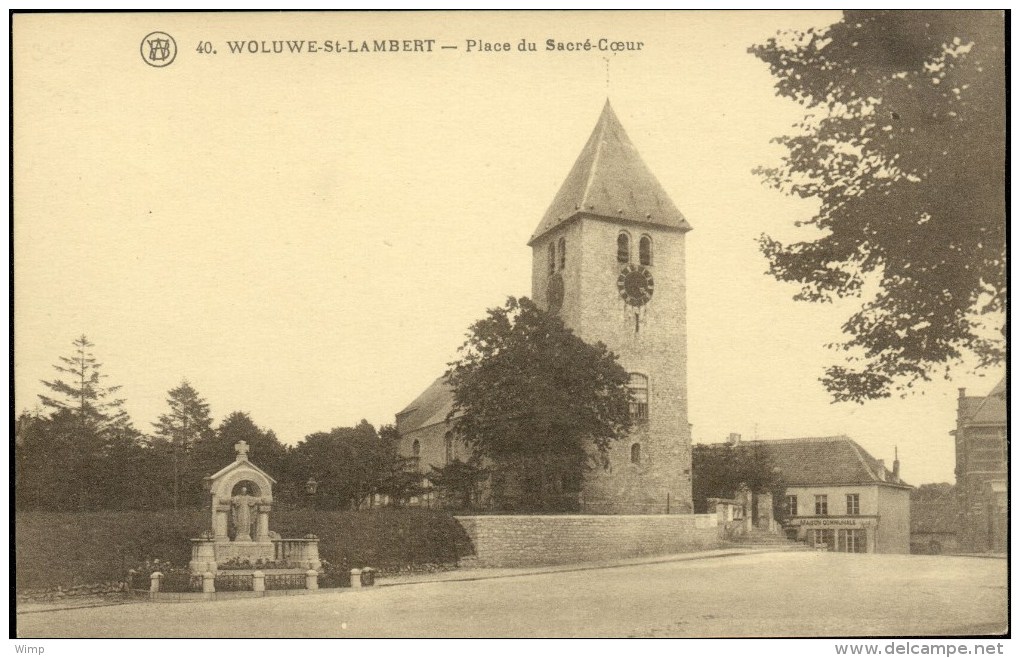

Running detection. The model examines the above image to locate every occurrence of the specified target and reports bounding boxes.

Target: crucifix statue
[235,440,249,461]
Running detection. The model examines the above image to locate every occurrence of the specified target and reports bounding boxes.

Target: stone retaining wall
[455,514,719,568]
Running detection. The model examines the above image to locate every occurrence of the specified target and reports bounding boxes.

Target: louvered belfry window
[639,235,652,266]
[617,232,630,263]
[628,373,648,420]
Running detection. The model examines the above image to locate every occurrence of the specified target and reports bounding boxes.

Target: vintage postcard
[12,10,1008,645]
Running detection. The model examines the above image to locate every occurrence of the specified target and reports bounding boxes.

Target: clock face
[547,273,565,313]
[617,265,654,306]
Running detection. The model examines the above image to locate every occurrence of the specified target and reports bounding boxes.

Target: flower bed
[217,557,301,571]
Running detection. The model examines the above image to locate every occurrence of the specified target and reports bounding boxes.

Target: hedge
[15,507,474,591]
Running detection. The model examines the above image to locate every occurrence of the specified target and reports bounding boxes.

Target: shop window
[630,443,641,464]
[628,373,649,420]
[548,242,556,276]
[558,237,566,270]
[785,495,798,517]
[846,493,860,516]
[617,232,630,263]
[815,494,828,516]
[810,529,835,551]
[639,235,652,266]
[837,529,865,553]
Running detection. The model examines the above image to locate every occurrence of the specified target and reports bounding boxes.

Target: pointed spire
[530,101,691,245]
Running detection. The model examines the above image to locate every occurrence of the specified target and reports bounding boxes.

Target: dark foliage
[446,296,632,511]
[751,11,1005,401]
[15,508,474,591]
[151,380,215,509]
[427,458,489,511]
[691,443,786,516]
[290,420,415,510]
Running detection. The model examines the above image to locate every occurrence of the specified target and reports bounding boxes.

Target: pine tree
[153,380,214,509]
[32,335,135,509]
[38,334,130,432]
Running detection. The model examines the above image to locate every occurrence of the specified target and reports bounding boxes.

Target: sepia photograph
[11,9,1008,644]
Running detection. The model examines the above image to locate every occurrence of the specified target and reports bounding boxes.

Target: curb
[375,545,804,588]
[16,546,805,612]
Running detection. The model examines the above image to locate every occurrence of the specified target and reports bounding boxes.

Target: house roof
[709,435,911,489]
[395,375,457,436]
[965,376,1006,426]
[528,100,691,245]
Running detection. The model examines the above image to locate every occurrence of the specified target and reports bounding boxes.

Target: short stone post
[305,569,319,591]
[350,568,362,589]
[149,572,162,599]
[202,572,215,598]
[305,535,321,570]
[252,570,265,593]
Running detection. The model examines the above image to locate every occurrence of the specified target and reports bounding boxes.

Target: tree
[192,411,288,482]
[691,443,786,518]
[38,334,131,433]
[427,458,488,511]
[152,380,214,509]
[373,425,428,505]
[290,420,396,510]
[27,335,139,509]
[446,296,632,511]
[750,11,1006,401]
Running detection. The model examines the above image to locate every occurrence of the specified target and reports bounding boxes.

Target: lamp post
[202,474,213,510]
[305,477,318,509]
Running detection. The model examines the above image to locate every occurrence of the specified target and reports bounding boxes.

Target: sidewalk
[16,545,801,614]
[374,545,805,587]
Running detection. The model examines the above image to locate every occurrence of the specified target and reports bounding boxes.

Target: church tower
[529,101,693,514]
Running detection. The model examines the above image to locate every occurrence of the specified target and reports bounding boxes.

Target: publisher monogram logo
[141,31,177,67]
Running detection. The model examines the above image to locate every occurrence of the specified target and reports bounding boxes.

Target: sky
[13,11,1005,486]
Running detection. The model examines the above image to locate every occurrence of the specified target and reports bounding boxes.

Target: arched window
[558,237,566,270]
[445,435,454,464]
[412,439,421,459]
[617,232,630,263]
[639,235,652,266]
[548,242,556,276]
[628,373,649,421]
[631,443,641,464]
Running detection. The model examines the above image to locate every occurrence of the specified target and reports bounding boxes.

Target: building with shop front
[713,435,912,553]
[953,377,1007,553]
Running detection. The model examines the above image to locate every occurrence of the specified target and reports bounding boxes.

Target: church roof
[395,375,457,436]
[529,100,691,245]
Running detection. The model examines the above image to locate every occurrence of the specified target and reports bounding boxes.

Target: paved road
[16,552,1007,638]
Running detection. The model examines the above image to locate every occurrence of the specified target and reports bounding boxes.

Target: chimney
[876,459,886,481]
[892,446,901,480]
[727,432,741,446]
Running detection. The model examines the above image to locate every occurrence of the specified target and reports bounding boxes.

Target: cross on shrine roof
[234,440,250,460]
